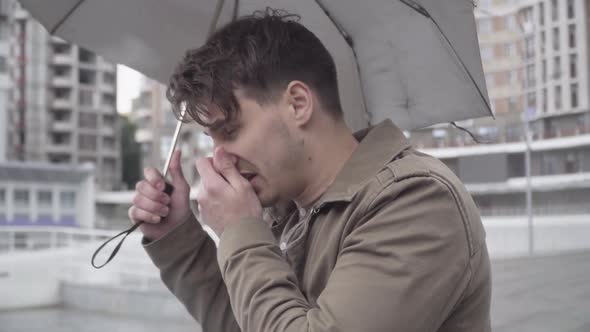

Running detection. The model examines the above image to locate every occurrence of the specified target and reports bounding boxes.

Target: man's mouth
[240,172,257,181]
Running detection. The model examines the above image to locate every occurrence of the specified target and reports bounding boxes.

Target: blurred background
[0,0,589,331]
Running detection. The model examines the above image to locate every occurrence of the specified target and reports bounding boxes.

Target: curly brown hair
[166,8,343,127]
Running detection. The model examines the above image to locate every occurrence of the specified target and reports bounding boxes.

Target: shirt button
[299,208,307,218]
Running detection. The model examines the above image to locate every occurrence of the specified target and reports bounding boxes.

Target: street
[1,250,589,331]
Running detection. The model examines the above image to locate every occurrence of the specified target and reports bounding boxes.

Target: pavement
[1,250,589,331]
[491,250,590,332]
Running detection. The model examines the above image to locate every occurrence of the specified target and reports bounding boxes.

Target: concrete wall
[0,249,64,309]
[61,283,194,322]
[458,153,509,183]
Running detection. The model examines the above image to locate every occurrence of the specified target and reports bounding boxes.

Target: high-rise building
[409,0,590,221]
[517,0,590,138]
[411,0,590,148]
[4,1,121,190]
[0,1,12,162]
[131,76,211,186]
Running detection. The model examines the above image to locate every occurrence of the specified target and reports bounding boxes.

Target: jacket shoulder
[361,148,486,256]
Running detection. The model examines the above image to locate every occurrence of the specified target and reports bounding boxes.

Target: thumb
[213,147,242,188]
[168,149,188,188]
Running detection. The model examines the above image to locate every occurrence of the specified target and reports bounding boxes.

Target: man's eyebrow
[203,120,228,136]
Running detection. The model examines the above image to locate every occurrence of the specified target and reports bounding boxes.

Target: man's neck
[293,122,358,210]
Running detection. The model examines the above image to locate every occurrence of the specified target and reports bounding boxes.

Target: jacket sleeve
[217,176,478,332]
[144,213,241,332]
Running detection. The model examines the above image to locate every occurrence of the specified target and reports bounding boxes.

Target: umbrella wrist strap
[91,221,143,269]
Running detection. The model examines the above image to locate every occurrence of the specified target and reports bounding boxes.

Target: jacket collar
[319,119,411,204]
[267,119,411,225]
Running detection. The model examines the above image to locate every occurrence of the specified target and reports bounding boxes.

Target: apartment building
[131,77,212,186]
[3,1,121,190]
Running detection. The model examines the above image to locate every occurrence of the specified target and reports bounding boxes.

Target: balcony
[51,120,73,132]
[414,122,590,152]
[51,76,73,87]
[52,97,74,109]
[98,60,116,72]
[100,126,115,137]
[99,82,115,94]
[46,143,74,155]
[52,54,73,65]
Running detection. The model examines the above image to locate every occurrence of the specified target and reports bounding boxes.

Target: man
[129,9,491,332]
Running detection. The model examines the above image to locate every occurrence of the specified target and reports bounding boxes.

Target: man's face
[204,90,306,207]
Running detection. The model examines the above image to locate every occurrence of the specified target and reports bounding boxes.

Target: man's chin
[257,192,279,208]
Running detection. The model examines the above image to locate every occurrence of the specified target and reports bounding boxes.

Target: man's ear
[285,80,313,127]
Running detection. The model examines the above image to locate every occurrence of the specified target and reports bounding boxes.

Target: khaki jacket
[144,119,492,332]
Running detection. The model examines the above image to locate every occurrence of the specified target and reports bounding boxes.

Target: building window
[79,90,93,106]
[567,0,575,19]
[527,92,536,109]
[525,37,535,58]
[571,83,579,108]
[505,43,514,57]
[103,137,115,149]
[78,69,96,85]
[38,191,53,209]
[542,88,548,112]
[553,56,561,79]
[540,30,546,54]
[79,112,97,129]
[101,93,115,107]
[552,27,559,51]
[568,24,576,48]
[54,88,71,100]
[0,56,6,73]
[508,96,518,112]
[551,0,558,21]
[480,46,492,61]
[570,54,577,78]
[79,134,97,151]
[0,188,5,206]
[565,152,580,173]
[78,48,96,64]
[539,2,545,25]
[555,85,562,109]
[60,191,76,209]
[102,72,116,85]
[14,189,29,208]
[526,64,535,87]
[509,70,518,84]
[506,15,517,31]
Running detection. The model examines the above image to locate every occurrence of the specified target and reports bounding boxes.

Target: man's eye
[223,127,238,138]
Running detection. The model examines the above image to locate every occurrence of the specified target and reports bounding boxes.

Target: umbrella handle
[91,183,174,269]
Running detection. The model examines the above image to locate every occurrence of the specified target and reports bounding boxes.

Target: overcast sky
[116,65,142,114]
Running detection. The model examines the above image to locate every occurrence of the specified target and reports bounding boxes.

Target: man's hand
[196,147,262,237]
[129,150,192,241]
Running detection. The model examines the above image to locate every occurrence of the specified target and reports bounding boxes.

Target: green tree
[120,115,141,189]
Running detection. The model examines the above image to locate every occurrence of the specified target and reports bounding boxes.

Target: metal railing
[0,226,164,291]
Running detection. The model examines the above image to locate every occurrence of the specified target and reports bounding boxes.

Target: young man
[129,9,491,332]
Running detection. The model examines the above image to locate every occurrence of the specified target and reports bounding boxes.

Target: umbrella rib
[50,0,86,35]
[314,0,370,126]
[398,0,494,119]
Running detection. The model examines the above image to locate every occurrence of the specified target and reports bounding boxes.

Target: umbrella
[19,0,492,133]
[19,0,494,267]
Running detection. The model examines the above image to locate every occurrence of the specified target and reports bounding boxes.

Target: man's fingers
[213,147,245,190]
[135,180,170,205]
[132,193,170,217]
[144,167,165,191]
[196,157,225,192]
[168,150,188,187]
[128,206,163,224]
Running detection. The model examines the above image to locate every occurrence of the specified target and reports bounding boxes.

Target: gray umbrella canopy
[20,0,492,131]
